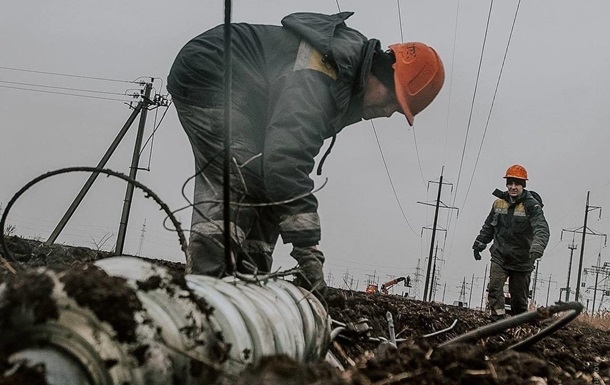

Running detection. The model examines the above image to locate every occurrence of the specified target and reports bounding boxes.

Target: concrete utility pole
[561,191,607,303]
[419,167,458,302]
[46,81,160,248]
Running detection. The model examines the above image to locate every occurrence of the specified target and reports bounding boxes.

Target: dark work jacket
[475,189,550,271]
[167,12,379,246]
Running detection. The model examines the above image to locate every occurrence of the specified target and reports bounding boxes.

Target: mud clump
[60,264,142,343]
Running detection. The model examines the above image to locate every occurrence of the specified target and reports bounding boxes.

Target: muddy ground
[1,235,608,385]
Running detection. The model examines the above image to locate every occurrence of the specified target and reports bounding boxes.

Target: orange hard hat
[504,164,528,180]
[389,42,445,126]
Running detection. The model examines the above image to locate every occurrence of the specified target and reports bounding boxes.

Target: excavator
[366,276,411,294]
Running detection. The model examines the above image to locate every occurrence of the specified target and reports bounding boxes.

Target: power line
[460,0,522,210]
[0,79,137,97]
[371,120,419,236]
[0,65,137,84]
[451,0,495,210]
[0,84,136,102]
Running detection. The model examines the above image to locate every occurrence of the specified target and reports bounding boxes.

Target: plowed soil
[1,236,608,385]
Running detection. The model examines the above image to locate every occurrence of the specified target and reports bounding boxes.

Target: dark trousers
[488,261,532,316]
[174,99,279,276]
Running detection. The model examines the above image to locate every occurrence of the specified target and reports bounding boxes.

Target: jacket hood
[282,12,378,127]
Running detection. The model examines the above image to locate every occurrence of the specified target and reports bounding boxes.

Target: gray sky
[2,1,610,309]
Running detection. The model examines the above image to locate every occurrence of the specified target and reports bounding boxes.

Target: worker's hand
[472,240,485,261]
[529,251,542,265]
[472,240,486,252]
[291,246,327,296]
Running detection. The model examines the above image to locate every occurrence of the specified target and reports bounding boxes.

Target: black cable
[0,167,188,271]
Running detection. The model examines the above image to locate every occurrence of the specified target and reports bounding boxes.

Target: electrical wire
[451,0,495,209]
[0,65,138,83]
[396,0,404,43]
[460,0,522,211]
[371,121,418,237]
[0,84,136,102]
[0,80,135,97]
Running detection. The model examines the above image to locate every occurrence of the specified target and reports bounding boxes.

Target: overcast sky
[2,1,610,309]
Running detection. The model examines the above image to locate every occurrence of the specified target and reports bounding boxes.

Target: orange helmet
[504,164,528,180]
[389,42,445,126]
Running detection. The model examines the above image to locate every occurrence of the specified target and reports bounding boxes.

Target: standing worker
[472,165,550,321]
[167,12,445,294]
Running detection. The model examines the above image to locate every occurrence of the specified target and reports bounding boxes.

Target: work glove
[529,251,543,265]
[472,240,486,261]
[291,246,327,296]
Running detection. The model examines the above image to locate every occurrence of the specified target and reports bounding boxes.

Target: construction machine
[366,276,411,294]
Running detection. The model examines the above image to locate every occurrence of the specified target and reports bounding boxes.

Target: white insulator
[0,256,331,384]
[98,257,330,374]
[185,273,331,370]
[94,257,229,381]
[1,268,174,385]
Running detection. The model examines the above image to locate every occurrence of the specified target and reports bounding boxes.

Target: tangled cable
[0,166,188,273]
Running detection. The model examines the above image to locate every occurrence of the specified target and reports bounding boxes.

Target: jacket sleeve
[264,69,338,246]
[476,205,496,245]
[528,203,550,256]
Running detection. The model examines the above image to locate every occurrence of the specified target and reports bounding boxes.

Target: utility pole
[480,264,488,311]
[583,254,610,313]
[543,274,557,306]
[561,191,606,303]
[457,277,467,305]
[429,242,444,301]
[419,167,458,302]
[468,273,475,309]
[442,282,447,303]
[564,242,577,301]
[326,270,334,288]
[413,259,423,299]
[136,219,146,256]
[116,82,153,255]
[46,81,162,248]
[532,259,540,303]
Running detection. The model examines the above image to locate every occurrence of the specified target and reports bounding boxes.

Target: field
[0,236,608,385]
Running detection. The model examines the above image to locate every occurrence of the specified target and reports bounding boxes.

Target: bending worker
[167,12,445,293]
[473,165,550,321]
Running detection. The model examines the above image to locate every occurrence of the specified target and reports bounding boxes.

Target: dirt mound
[1,236,608,385]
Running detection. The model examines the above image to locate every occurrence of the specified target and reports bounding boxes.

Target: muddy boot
[489,314,509,323]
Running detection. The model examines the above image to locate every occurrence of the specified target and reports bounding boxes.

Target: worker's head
[504,164,528,197]
[363,42,444,122]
